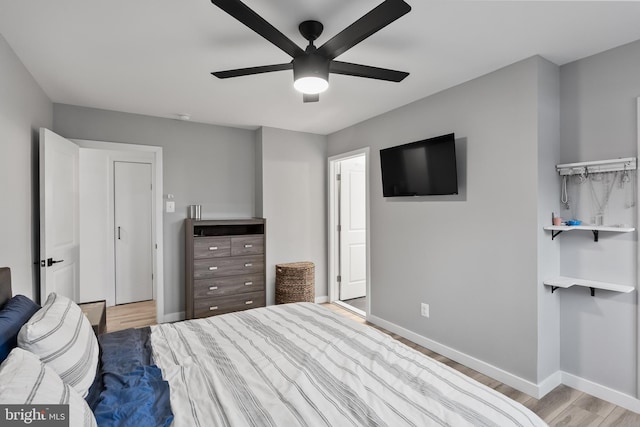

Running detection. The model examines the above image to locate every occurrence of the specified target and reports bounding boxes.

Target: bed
[0,267,547,426]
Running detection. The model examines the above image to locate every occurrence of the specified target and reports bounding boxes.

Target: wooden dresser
[185,218,266,319]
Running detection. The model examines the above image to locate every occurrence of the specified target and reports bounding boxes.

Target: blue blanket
[87,327,173,427]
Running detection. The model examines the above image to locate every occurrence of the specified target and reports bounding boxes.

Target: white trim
[315,296,329,304]
[163,311,185,323]
[327,158,339,304]
[334,299,365,318]
[537,371,562,398]
[367,311,640,410]
[72,139,164,325]
[367,314,541,398]
[562,371,640,414]
[327,148,371,316]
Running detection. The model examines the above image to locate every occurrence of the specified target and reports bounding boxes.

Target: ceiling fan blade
[212,63,292,79]
[330,61,408,82]
[211,0,305,58]
[317,0,411,60]
[303,94,319,103]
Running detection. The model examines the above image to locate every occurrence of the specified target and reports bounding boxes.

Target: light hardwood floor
[105,299,156,333]
[105,301,640,426]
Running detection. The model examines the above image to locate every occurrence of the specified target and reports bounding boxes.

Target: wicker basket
[275,262,315,304]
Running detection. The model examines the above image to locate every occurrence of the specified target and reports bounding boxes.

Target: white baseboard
[367,314,541,397]
[315,296,329,304]
[163,311,185,323]
[367,314,640,412]
[537,371,562,398]
[562,372,640,414]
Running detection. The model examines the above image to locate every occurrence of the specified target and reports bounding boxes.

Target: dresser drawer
[194,291,265,318]
[193,237,231,259]
[231,235,264,256]
[193,274,264,299]
[193,255,264,279]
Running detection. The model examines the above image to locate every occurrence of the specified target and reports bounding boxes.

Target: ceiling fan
[210,0,411,102]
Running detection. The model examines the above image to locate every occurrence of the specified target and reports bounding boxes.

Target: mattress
[150,302,545,427]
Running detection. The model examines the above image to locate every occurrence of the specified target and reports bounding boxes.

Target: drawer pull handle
[209,286,218,291]
[245,300,253,305]
[244,281,253,286]
[209,306,218,311]
[244,263,253,267]
[209,266,218,271]
[209,246,218,251]
[244,244,253,248]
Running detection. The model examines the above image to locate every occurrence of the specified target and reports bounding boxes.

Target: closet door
[114,162,153,305]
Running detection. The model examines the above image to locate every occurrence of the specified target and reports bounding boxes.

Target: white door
[114,162,153,304]
[339,156,367,300]
[39,128,80,303]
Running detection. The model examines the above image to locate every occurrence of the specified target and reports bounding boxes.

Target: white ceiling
[1,1,640,135]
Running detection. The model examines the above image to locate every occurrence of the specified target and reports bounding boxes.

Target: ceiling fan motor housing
[299,20,324,43]
[293,53,330,83]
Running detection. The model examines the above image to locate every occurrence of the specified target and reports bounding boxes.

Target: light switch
[166,201,175,213]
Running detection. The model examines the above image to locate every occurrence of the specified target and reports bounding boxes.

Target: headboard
[0,267,11,307]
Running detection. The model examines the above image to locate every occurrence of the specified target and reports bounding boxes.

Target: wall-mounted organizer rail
[556,157,636,176]
[543,224,635,242]
[544,276,634,297]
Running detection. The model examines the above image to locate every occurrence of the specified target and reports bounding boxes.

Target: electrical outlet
[421,303,429,318]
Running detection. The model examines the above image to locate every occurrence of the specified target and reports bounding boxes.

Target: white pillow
[0,347,97,427]
[18,293,99,398]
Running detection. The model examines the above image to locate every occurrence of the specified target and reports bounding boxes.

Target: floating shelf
[544,276,634,296]
[543,225,635,242]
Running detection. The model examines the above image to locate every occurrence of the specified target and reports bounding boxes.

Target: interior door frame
[73,139,164,324]
[328,147,371,317]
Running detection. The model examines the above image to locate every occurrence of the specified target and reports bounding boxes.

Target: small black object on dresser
[185,218,266,319]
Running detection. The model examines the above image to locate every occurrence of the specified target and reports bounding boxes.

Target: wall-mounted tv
[380,133,458,197]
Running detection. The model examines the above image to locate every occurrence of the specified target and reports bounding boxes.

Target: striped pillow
[0,347,97,427]
[17,293,99,397]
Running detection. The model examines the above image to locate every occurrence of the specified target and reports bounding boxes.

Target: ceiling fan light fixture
[294,76,329,94]
[293,53,330,94]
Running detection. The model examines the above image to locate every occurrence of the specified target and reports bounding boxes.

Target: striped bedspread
[150,303,545,427]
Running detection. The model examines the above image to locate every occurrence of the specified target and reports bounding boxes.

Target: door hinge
[337,275,342,282]
[337,225,341,232]
[336,174,341,181]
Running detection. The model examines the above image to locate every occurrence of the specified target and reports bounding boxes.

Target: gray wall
[53,104,256,316]
[559,39,640,395]
[328,57,552,382]
[0,34,52,299]
[258,127,327,305]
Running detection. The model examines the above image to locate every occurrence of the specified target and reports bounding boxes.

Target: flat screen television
[380,133,458,197]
